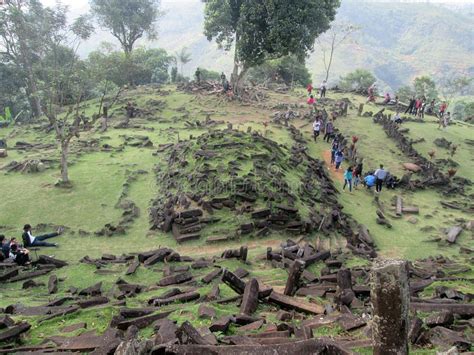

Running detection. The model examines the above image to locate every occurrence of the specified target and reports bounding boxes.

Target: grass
[0,85,472,351]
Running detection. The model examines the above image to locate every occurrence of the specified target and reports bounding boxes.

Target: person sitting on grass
[343,166,353,192]
[0,235,10,261]
[9,244,30,266]
[22,224,63,247]
[364,173,376,190]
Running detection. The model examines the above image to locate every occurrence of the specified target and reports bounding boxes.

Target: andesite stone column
[371,259,409,355]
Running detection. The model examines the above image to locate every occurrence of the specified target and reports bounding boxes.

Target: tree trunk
[325,37,336,82]
[231,33,240,88]
[60,141,69,184]
[25,69,42,118]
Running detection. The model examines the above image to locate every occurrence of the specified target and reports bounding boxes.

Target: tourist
[417,99,425,119]
[353,159,364,188]
[364,173,376,189]
[312,118,321,142]
[9,244,30,266]
[427,99,435,114]
[392,111,402,124]
[439,101,447,117]
[220,72,226,86]
[324,120,334,143]
[414,98,422,116]
[443,112,451,129]
[330,138,339,165]
[367,83,376,103]
[307,95,316,114]
[307,83,313,95]
[320,80,327,98]
[374,164,388,193]
[0,235,10,261]
[335,150,344,170]
[383,93,391,104]
[343,166,353,192]
[405,96,416,114]
[22,224,62,247]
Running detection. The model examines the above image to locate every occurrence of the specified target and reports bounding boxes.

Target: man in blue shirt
[364,174,376,189]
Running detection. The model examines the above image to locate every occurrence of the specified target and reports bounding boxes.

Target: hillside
[0,84,472,352]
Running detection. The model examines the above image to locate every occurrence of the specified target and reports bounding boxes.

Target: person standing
[353,159,363,188]
[307,83,313,95]
[324,120,334,143]
[335,150,344,170]
[374,164,388,193]
[320,80,327,98]
[439,102,447,117]
[195,68,201,83]
[343,166,353,192]
[405,96,416,114]
[443,112,451,129]
[312,118,321,142]
[220,72,226,86]
[330,139,339,165]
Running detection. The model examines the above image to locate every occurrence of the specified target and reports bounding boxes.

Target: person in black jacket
[22,224,62,247]
[405,95,416,114]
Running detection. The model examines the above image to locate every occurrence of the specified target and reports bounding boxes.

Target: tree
[90,0,161,56]
[316,22,359,82]
[175,47,192,75]
[339,69,376,92]
[396,85,415,103]
[413,76,438,99]
[0,0,67,118]
[439,76,473,105]
[247,56,311,87]
[37,8,94,186]
[203,0,340,92]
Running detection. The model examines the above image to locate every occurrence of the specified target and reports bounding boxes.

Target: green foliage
[199,68,221,81]
[87,47,174,87]
[170,67,178,83]
[396,85,415,102]
[203,0,340,75]
[413,76,438,99]
[0,107,12,123]
[90,0,161,54]
[246,55,311,86]
[175,47,192,74]
[339,69,376,92]
[452,100,474,121]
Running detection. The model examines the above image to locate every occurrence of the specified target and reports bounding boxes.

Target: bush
[199,68,221,81]
[246,56,311,87]
[339,69,376,92]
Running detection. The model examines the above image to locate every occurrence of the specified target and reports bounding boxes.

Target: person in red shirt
[414,98,422,116]
[307,83,313,95]
[439,102,447,117]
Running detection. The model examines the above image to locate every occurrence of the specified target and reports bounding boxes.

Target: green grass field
[0,85,472,351]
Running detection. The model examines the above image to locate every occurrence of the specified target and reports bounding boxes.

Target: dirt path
[322,149,344,182]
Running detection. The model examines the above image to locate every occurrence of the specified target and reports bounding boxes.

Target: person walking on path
[22,224,63,247]
[343,166,353,192]
[324,120,334,143]
[374,164,388,193]
[312,118,321,142]
[353,159,363,188]
[335,150,344,170]
[330,139,339,165]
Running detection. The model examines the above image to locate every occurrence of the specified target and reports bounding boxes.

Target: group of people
[0,225,62,266]
[341,164,389,193]
[306,80,328,109]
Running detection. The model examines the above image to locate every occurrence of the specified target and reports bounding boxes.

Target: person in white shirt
[22,224,63,247]
[374,164,388,193]
[312,119,322,141]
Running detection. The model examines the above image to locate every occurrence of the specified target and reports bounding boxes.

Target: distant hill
[78,0,473,92]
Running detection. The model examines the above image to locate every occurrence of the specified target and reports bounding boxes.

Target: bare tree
[316,23,359,83]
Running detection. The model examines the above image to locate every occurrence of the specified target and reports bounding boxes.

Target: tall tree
[413,76,438,100]
[90,0,161,56]
[0,0,66,118]
[203,0,340,92]
[316,22,359,82]
[37,9,94,186]
[175,47,192,75]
